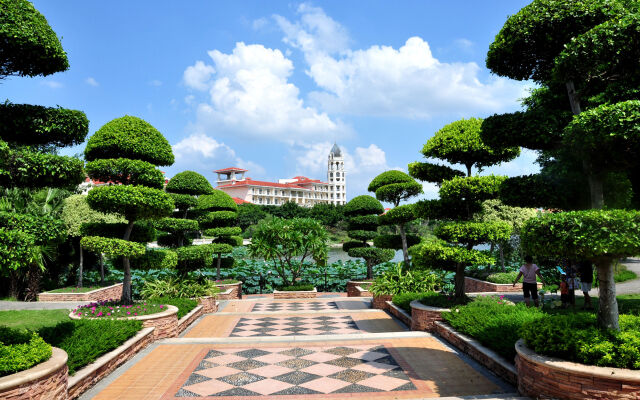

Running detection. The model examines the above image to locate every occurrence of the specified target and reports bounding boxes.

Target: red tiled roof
[232,197,252,204]
[214,167,248,173]
[217,179,310,190]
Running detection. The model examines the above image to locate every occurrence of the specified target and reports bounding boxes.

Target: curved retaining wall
[0,347,68,400]
[215,282,242,299]
[196,296,218,314]
[385,301,412,327]
[346,281,372,297]
[515,339,640,399]
[70,305,179,339]
[38,283,123,302]
[273,288,317,299]
[465,277,543,293]
[410,301,449,332]
[372,294,392,310]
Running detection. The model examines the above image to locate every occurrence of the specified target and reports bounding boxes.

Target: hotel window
[275,199,279,204]
[258,189,262,194]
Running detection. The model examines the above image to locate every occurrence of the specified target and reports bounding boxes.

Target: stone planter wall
[177,306,203,335]
[38,283,123,302]
[385,301,412,327]
[70,305,179,340]
[410,301,449,332]
[0,347,68,400]
[435,322,517,385]
[273,288,317,299]
[515,339,640,399]
[372,294,392,310]
[196,296,218,314]
[214,282,242,299]
[67,328,154,399]
[464,277,543,293]
[346,281,372,297]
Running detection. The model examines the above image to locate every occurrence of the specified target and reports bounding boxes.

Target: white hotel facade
[216,144,346,207]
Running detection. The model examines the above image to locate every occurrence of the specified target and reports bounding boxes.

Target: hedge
[87,185,174,220]
[368,170,415,192]
[343,195,384,216]
[80,221,156,243]
[80,236,145,258]
[373,234,421,250]
[85,158,165,189]
[434,221,512,246]
[0,327,51,377]
[197,191,238,212]
[166,171,213,195]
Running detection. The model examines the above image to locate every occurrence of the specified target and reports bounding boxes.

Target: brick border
[385,301,412,327]
[434,321,517,385]
[273,287,317,299]
[67,327,154,399]
[177,305,203,335]
[0,347,68,400]
[346,281,372,297]
[465,277,543,293]
[214,281,242,299]
[515,339,640,399]
[38,283,123,302]
[372,294,392,310]
[196,296,218,314]
[410,300,449,332]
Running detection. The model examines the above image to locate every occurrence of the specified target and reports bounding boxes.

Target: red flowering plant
[72,299,166,318]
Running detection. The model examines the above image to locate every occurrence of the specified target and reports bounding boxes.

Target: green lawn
[47,286,103,293]
[0,309,70,331]
[544,294,640,316]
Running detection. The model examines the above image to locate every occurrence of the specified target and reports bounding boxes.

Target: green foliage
[346,229,378,241]
[434,221,512,246]
[498,174,563,209]
[0,327,51,377]
[369,263,441,296]
[368,170,414,192]
[170,193,197,212]
[392,292,430,312]
[175,245,215,274]
[80,236,145,258]
[522,209,640,260]
[197,191,238,212]
[347,215,378,231]
[0,103,88,147]
[237,203,267,230]
[80,221,156,243]
[373,234,421,250]
[198,211,238,226]
[486,271,519,284]
[84,116,174,166]
[277,283,315,292]
[521,313,640,369]
[420,292,470,308]
[410,240,494,271]
[342,240,366,252]
[343,195,384,216]
[204,226,242,237]
[444,296,544,360]
[146,297,197,319]
[439,175,506,205]
[307,203,344,227]
[166,171,213,195]
[130,249,177,270]
[0,150,85,189]
[85,158,165,189]
[0,212,65,244]
[422,118,519,171]
[61,195,124,237]
[140,277,219,300]
[374,182,423,205]
[38,319,141,374]
[87,185,174,220]
[0,0,68,77]
[153,218,199,234]
[378,204,415,225]
[0,229,36,272]
[408,161,465,184]
[475,199,538,234]
[347,247,395,265]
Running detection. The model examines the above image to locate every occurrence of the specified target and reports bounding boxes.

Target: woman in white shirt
[513,255,546,307]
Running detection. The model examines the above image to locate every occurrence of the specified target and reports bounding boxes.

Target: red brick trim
[214,282,242,299]
[372,294,392,310]
[0,347,68,400]
[346,281,372,297]
[464,277,543,293]
[273,288,318,299]
[38,283,123,302]
[410,301,449,332]
[386,301,412,327]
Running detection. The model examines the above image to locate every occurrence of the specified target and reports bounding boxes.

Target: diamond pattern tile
[230,315,360,337]
[251,301,339,312]
[176,345,417,397]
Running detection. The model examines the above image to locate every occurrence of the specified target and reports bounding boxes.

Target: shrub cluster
[146,297,197,319]
[0,327,52,377]
[140,277,220,299]
[420,292,471,308]
[369,264,441,296]
[392,292,430,312]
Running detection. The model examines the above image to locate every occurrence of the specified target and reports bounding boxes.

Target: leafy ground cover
[146,297,196,319]
[72,300,166,318]
[0,327,51,377]
[276,283,315,292]
[47,286,104,293]
[0,309,69,330]
[614,264,638,283]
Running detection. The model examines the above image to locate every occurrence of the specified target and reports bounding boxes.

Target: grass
[147,297,197,319]
[614,264,638,283]
[46,286,103,293]
[0,296,18,301]
[0,309,69,331]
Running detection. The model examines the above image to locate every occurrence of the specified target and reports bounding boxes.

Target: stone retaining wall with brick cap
[273,287,317,299]
[0,347,68,400]
[38,283,123,302]
[410,301,449,332]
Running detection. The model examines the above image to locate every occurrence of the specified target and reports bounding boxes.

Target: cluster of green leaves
[165,171,213,195]
[140,277,219,300]
[0,326,51,377]
[276,283,315,292]
[443,296,544,360]
[87,185,174,221]
[369,263,441,296]
[80,236,145,258]
[145,297,197,319]
[392,292,432,312]
[61,194,124,238]
[368,170,422,206]
[0,227,36,272]
[434,221,512,246]
[410,240,494,271]
[38,319,141,374]
[130,249,177,270]
[407,161,465,185]
[439,175,506,205]
[85,158,165,189]
[373,234,420,250]
[174,245,215,274]
[521,313,640,369]
[378,204,415,226]
[0,150,85,189]
[0,212,66,244]
[486,271,524,284]
[80,221,156,243]
[419,292,471,308]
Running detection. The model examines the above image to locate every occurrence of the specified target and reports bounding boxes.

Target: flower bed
[71,300,166,318]
[464,277,542,293]
[0,347,67,400]
[37,283,123,302]
[0,327,51,378]
[273,287,317,299]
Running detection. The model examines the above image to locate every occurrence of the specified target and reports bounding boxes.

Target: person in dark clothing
[577,260,594,310]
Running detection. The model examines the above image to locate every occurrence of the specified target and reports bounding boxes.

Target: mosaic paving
[251,301,339,312]
[174,344,417,397]
[230,315,360,337]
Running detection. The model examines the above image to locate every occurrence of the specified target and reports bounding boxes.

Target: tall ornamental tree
[82,116,174,304]
[368,171,422,267]
[483,0,640,329]
[342,195,395,279]
[196,191,242,279]
[156,171,212,248]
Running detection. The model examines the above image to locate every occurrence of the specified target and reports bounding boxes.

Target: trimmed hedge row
[0,327,51,377]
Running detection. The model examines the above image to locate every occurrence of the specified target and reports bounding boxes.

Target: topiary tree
[157,171,212,248]
[83,116,174,304]
[368,170,422,267]
[342,195,394,279]
[61,194,124,286]
[196,190,241,279]
[249,217,328,286]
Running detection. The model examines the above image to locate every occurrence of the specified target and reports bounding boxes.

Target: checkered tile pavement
[251,301,339,312]
[230,315,360,337]
[176,345,416,397]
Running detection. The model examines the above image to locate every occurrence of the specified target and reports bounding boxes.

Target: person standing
[577,259,594,310]
[513,255,546,307]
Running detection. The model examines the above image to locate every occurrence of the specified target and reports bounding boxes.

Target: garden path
[80,297,522,399]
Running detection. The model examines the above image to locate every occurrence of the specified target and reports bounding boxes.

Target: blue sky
[6,1,537,199]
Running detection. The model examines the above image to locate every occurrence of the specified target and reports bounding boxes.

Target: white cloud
[252,17,268,30]
[184,42,347,143]
[41,80,63,89]
[173,133,236,160]
[454,38,474,50]
[85,77,99,87]
[149,80,163,87]
[275,7,529,119]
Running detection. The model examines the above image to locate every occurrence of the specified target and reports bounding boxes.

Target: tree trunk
[216,253,222,280]
[500,245,506,272]
[595,258,619,330]
[366,260,373,280]
[99,253,105,286]
[454,262,465,299]
[25,264,41,302]
[78,243,84,288]
[9,270,19,299]
[565,81,582,115]
[398,224,410,268]
[465,164,472,177]
[120,221,135,305]
[585,167,605,209]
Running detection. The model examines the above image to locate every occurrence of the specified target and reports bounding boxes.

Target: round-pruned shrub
[375,182,423,205]
[85,158,165,189]
[133,249,177,270]
[198,211,237,226]
[374,234,421,250]
[343,195,384,216]
[378,204,415,225]
[156,232,193,248]
[170,193,198,211]
[368,170,415,192]
[410,240,494,271]
[347,214,378,231]
[166,170,213,195]
[434,221,512,246]
[153,218,199,234]
[347,230,378,241]
[0,327,52,377]
[348,247,395,265]
[175,245,215,274]
[84,116,174,166]
[197,191,238,212]
[80,236,145,258]
[408,161,465,184]
[342,240,368,252]
[87,185,174,220]
[80,221,156,243]
[203,226,242,237]
[439,175,506,204]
